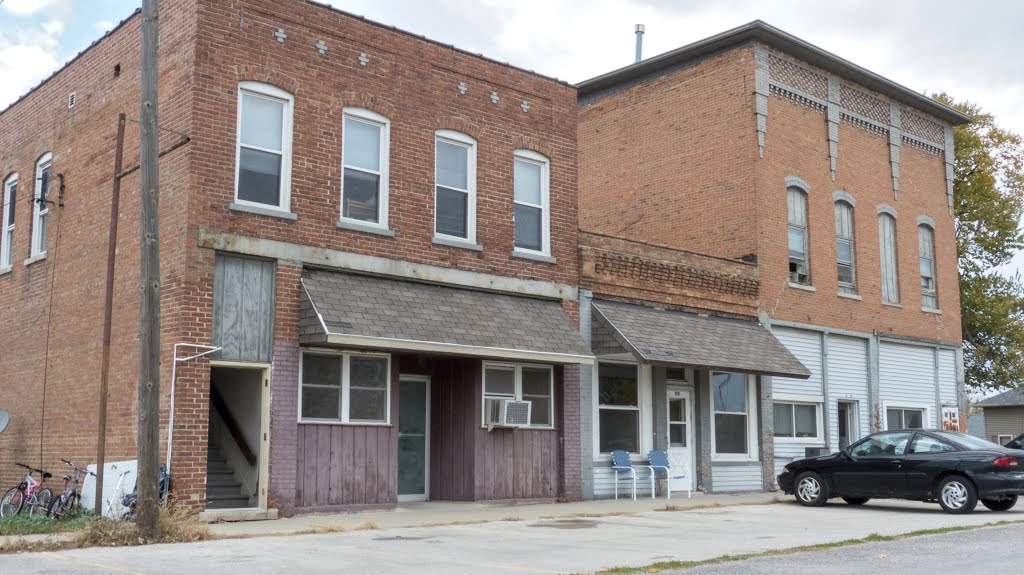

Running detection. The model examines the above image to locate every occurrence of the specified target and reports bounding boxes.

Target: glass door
[666,387,693,492]
[398,376,429,502]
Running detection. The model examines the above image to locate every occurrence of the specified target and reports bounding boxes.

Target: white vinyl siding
[879,213,899,303]
[937,349,958,406]
[826,335,870,453]
[787,187,810,285]
[879,342,936,427]
[771,327,825,470]
[711,465,762,492]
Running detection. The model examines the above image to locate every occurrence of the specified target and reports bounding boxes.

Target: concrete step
[207,472,240,487]
[207,484,246,499]
[205,496,252,510]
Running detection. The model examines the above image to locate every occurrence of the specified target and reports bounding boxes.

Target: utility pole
[96,112,127,516]
[137,0,161,539]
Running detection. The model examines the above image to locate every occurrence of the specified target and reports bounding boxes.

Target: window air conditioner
[500,400,532,427]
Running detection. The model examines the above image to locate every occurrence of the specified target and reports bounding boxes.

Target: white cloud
[1,0,60,17]
[0,18,65,110]
[95,20,115,33]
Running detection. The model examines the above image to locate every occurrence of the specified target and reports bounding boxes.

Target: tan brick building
[576,21,969,497]
[0,0,589,516]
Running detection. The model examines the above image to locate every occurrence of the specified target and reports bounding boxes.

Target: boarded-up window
[213,254,275,362]
[878,213,899,303]
[835,201,856,293]
[919,225,938,309]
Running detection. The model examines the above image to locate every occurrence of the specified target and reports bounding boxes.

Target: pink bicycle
[0,463,54,517]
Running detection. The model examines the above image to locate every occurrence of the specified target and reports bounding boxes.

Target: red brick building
[575,22,970,497]
[0,0,589,516]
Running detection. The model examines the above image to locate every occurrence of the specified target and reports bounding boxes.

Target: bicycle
[0,463,53,517]
[46,458,94,519]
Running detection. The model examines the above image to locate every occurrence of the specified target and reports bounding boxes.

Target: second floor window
[513,150,550,255]
[434,131,476,241]
[1,173,15,269]
[835,200,856,294]
[879,213,899,304]
[235,82,293,210]
[341,108,390,227]
[31,154,52,257]
[787,186,809,285]
[919,224,938,309]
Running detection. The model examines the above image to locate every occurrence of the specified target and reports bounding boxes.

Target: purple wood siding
[474,428,559,500]
[429,357,478,501]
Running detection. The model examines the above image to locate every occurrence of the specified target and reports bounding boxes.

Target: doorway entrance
[398,375,430,502]
[666,386,694,492]
[206,364,270,510]
[838,401,858,450]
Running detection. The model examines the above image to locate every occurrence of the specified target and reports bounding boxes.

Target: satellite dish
[0,411,9,434]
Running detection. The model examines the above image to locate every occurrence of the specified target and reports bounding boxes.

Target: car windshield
[932,431,1003,450]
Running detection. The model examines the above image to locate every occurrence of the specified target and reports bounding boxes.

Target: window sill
[787,282,816,292]
[510,249,556,264]
[24,252,47,267]
[774,437,827,445]
[710,457,761,465]
[0,265,11,277]
[433,236,483,251]
[922,307,942,315]
[298,420,392,427]
[837,292,862,301]
[480,425,555,431]
[881,301,904,309]
[228,202,298,220]
[336,219,396,237]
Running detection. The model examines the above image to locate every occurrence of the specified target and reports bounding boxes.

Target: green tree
[933,93,1024,391]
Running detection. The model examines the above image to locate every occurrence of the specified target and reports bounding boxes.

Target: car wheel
[937,475,978,514]
[842,497,870,506]
[981,495,1017,512]
[794,472,829,507]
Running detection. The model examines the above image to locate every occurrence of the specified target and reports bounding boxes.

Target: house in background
[575,21,969,497]
[976,390,1024,444]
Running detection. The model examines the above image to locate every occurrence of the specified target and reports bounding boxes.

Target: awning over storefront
[300,269,593,364]
[592,299,810,378]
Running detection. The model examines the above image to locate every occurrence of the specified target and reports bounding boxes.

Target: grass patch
[0,508,92,537]
[580,520,1024,574]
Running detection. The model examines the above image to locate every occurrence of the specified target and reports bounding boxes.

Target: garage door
[879,342,936,428]
[827,335,870,452]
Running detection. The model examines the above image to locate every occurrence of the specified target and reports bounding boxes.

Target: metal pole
[137,0,161,539]
[634,24,645,63]
[96,113,126,516]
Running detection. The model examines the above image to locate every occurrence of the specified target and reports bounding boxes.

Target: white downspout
[166,343,222,474]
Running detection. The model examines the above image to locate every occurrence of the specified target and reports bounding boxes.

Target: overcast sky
[3,0,1023,264]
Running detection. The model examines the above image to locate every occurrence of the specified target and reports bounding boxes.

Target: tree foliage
[932,93,1024,391]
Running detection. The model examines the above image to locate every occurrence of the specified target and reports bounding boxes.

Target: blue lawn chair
[648,449,691,499]
[610,450,654,500]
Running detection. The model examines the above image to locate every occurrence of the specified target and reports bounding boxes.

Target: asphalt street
[0,499,1021,574]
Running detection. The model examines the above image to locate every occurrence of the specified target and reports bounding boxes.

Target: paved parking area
[1,499,1021,574]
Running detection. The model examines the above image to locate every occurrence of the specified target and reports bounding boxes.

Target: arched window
[513,150,550,256]
[434,130,477,243]
[878,212,899,304]
[340,107,390,229]
[31,153,52,258]
[1,173,16,269]
[787,186,809,285]
[235,82,294,213]
[834,200,856,294]
[918,224,938,309]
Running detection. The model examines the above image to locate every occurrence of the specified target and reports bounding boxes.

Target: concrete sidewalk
[208,491,779,538]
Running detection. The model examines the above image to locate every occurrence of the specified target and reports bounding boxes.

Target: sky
[2,0,1024,261]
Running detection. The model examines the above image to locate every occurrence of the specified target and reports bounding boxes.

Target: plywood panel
[213,254,275,362]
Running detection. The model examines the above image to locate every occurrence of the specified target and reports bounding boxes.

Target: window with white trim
[300,351,390,424]
[886,407,923,430]
[835,200,856,294]
[773,401,821,440]
[787,186,810,285]
[918,224,938,309]
[597,362,639,453]
[711,372,758,458]
[482,363,554,428]
[235,83,293,210]
[879,213,899,303]
[513,150,550,255]
[1,173,15,269]
[31,154,52,257]
[434,131,476,241]
[341,108,389,226]
[997,434,1013,445]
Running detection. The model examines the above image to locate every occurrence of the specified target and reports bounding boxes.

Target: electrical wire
[38,196,64,468]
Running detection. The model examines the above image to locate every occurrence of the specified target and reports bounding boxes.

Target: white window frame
[835,200,856,294]
[787,186,810,286]
[594,360,647,455]
[772,393,824,445]
[433,130,477,244]
[30,153,52,258]
[512,149,551,257]
[997,434,1013,445]
[882,402,930,430]
[480,362,554,430]
[1,173,15,270]
[297,349,391,426]
[709,372,759,461]
[918,224,938,310]
[234,82,294,212]
[340,107,390,230]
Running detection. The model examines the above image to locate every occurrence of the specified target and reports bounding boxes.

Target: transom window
[711,372,757,458]
[235,83,293,210]
[513,150,550,255]
[598,363,639,453]
[918,224,938,309]
[434,131,476,241]
[787,186,809,285]
[835,201,856,294]
[886,407,924,430]
[482,363,554,428]
[300,351,390,424]
[31,153,52,257]
[773,401,820,440]
[1,173,15,269]
[879,213,900,303]
[341,108,390,226]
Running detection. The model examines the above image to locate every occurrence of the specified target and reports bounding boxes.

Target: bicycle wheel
[29,488,53,516]
[0,487,25,517]
[46,493,66,518]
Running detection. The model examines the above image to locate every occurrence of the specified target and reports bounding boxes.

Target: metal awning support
[166,343,222,474]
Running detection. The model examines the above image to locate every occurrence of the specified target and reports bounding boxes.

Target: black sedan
[777,429,1024,514]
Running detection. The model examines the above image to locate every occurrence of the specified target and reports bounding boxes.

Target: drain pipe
[166,343,222,474]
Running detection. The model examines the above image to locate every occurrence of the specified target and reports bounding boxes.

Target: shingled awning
[592,299,810,378]
[300,269,592,364]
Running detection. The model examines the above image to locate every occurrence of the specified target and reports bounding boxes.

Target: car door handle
[890,460,903,466]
